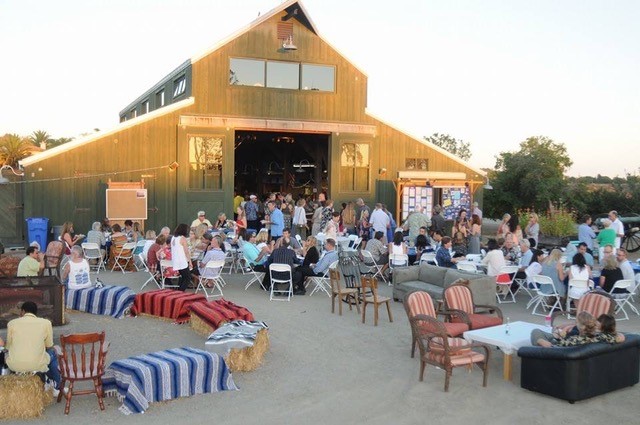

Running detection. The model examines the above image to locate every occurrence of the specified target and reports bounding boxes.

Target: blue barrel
[26,217,49,249]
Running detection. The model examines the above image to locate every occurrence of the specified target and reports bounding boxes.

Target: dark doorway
[234,130,329,198]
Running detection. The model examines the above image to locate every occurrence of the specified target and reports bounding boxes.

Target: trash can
[26,217,49,249]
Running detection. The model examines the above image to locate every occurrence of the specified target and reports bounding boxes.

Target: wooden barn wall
[22,109,192,235]
[190,13,368,122]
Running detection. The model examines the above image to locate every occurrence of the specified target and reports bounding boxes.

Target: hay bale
[189,312,220,337]
[0,374,54,419]
[225,329,270,373]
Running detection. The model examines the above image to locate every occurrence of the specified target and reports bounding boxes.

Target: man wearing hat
[245,194,260,232]
[191,211,212,229]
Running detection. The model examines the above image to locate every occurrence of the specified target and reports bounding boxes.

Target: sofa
[518,334,640,403]
[391,264,496,307]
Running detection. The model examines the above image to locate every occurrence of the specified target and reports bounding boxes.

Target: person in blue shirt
[293,238,339,294]
[242,232,268,267]
[577,242,594,268]
[578,215,596,254]
[435,236,460,268]
[266,201,284,241]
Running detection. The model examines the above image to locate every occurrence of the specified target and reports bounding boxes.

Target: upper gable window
[230,58,265,87]
[173,76,186,98]
[266,61,299,89]
[157,89,165,107]
[142,99,150,114]
[301,64,335,92]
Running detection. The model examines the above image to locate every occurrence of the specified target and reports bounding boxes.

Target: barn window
[266,61,299,89]
[230,58,265,87]
[301,64,335,92]
[340,142,370,192]
[173,76,186,98]
[157,89,165,107]
[188,135,223,190]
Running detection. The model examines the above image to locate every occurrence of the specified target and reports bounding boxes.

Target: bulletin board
[106,189,148,220]
[440,186,470,220]
[401,186,433,221]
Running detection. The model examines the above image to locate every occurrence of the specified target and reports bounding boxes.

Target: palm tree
[0,133,33,166]
[29,130,52,149]
[48,137,74,148]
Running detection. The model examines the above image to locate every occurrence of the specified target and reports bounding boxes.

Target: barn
[15,0,486,238]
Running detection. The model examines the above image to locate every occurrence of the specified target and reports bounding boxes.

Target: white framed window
[157,90,165,107]
[173,76,186,98]
[142,99,150,114]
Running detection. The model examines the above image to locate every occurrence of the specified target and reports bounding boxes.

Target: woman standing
[320,199,334,232]
[525,213,540,247]
[451,209,470,238]
[341,202,356,235]
[61,221,82,255]
[235,206,247,233]
[497,213,511,239]
[507,215,523,245]
[468,214,482,254]
[358,209,371,249]
[311,202,324,236]
[171,224,193,292]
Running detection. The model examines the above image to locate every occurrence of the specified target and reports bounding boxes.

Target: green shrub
[519,206,576,238]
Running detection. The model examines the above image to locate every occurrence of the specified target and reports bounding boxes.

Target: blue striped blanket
[65,285,135,319]
[102,347,238,415]
[205,320,269,355]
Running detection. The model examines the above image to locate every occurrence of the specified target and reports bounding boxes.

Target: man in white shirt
[609,210,625,249]
[191,211,213,230]
[472,201,483,220]
[369,203,390,243]
[616,248,635,281]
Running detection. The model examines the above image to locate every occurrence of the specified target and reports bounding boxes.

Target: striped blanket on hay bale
[189,298,255,336]
[130,289,206,323]
[205,321,269,372]
[0,374,54,419]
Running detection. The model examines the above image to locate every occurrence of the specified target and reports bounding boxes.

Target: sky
[1,0,638,177]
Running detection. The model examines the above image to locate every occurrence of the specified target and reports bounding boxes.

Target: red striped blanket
[131,289,206,323]
[189,299,254,330]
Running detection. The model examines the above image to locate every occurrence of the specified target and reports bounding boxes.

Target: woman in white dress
[171,223,193,292]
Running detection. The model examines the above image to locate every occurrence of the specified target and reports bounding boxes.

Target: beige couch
[392,264,496,306]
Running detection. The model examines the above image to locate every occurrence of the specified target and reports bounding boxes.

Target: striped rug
[131,289,206,323]
[65,285,135,319]
[103,347,238,415]
[205,320,269,355]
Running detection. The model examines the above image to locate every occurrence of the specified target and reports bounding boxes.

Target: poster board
[106,189,148,220]
[440,186,470,220]
[401,186,433,221]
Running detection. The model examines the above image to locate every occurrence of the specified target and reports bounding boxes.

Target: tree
[29,130,52,148]
[484,136,572,217]
[48,137,74,148]
[0,133,33,166]
[423,133,472,161]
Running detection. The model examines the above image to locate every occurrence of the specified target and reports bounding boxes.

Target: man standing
[266,201,284,242]
[616,248,635,281]
[369,203,390,243]
[245,195,259,232]
[190,211,212,230]
[430,205,446,236]
[1,301,61,393]
[609,210,625,249]
[17,246,45,277]
[578,215,596,254]
[233,190,244,219]
[292,198,308,240]
[402,208,430,242]
[355,198,370,228]
[472,202,483,220]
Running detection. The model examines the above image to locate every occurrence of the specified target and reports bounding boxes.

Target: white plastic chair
[81,242,105,273]
[495,265,519,303]
[159,259,180,289]
[529,275,562,316]
[307,260,338,297]
[221,242,237,274]
[138,253,161,290]
[352,237,362,250]
[133,240,147,270]
[609,279,638,321]
[111,242,136,273]
[347,234,358,248]
[419,252,438,266]
[269,263,293,301]
[196,259,225,299]
[295,234,303,246]
[360,250,387,284]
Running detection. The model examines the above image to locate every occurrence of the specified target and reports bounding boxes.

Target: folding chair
[138,253,161,290]
[159,259,180,289]
[528,275,562,316]
[110,242,136,273]
[347,234,358,248]
[307,260,338,297]
[269,263,293,301]
[196,259,225,299]
[295,234,303,246]
[352,237,362,250]
[132,240,147,270]
[609,279,638,321]
[360,250,387,284]
[243,259,266,291]
[420,253,438,266]
[388,254,409,285]
[81,242,105,273]
[495,265,519,303]
[222,242,237,274]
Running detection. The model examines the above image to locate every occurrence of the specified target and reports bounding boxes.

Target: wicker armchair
[409,314,490,391]
[404,291,469,358]
[443,283,503,330]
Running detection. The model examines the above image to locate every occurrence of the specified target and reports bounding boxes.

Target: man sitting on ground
[0,301,61,394]
[17,246,45,277]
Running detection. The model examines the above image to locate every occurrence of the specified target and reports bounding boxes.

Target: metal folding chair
[196,259,225,299]
[81,242,105,273]
[495,265,519,303]
[269,263,293,301]
[307,260,338,297]
[360,250,387,284]
[110,242,136,273]
[528,275,562,316]
[609,279,638,321]
[159,259,180,289]
[138,253,161,290]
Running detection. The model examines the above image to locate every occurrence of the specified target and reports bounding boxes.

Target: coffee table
[463,321,549,381]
